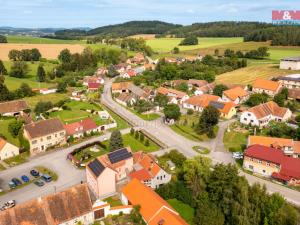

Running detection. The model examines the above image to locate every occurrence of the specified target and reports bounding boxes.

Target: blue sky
[1,0,300,28]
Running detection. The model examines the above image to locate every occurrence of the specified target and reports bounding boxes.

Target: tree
[34,101,53,114]
[0,35,7,43]
[154,94,169,107]
[163,104,181,120]
[10,61,28,78]
[30,48,42,61]
[57,81,67,93]
[109,130,124,151]
[176,83,189,92]
[246,93,269,107]
[14,83,35,98]
[196,106,219,137]
[0,78,11,102]
[145,139,150,146]
[179,36,198,45]
[8,49,21,61]
[213,84,228,97]
[130,128,135,135]
[58,49,71,63]
[173,47,180,54]
[36,65,46,82]
[273,93,285,107]
[0,60,7,75]
[8,120,24,138]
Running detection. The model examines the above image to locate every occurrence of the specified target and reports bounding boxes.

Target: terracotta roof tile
[253,79,280,92]
[185,94,220,108]
[223,86,249,101]
[248,101,289,119]
[64,118,98,136]
[0,138,7,151]
[24,118,65,139]
[112,82,132,91]
[288,89,300,100]
[157,87,187,99]
[0,100,28,114]
[122,179,188,225]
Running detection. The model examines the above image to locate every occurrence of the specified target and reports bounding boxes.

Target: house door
[94,209,105,219]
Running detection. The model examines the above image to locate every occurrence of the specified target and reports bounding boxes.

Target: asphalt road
[102,79,300,206]
[0,129,130,205]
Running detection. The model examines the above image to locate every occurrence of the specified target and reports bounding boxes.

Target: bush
[187,109,194,115]
[145,139,150,146]
[179,36,198,46]
[130,128,135,135]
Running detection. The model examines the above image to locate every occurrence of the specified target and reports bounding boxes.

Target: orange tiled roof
[157,87,187,99]
[122,179,188,225]
[112,82,133,91]
[253,79,280,92]
[223,86,249,101]
[248,101,289,119]
[185,94,220,108]
[138,154,161,177]
[219,101,236,114]
[0,138,7,151]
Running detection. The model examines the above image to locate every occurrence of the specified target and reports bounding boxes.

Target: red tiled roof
[244,144,285,164]
[64,118,98,136]
[129,168,151,181]
[281,157,300,180]
[248,101,289,119]
[185,94,220,108]
[88,82,101,89]
[253,79,280,92]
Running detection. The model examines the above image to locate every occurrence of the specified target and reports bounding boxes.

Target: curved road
[102,79,300,205]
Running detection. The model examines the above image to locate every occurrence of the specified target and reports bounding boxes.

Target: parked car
[232,152,243,159]
[1,200,16,211]
[8,181,16,189]
[41,174,52,182]
[34,180,45,187]
[30,169,40,177]
[12,178,22,186]
[21,175,30,183]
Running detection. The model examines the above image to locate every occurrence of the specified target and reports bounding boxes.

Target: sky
[0,0,300,28]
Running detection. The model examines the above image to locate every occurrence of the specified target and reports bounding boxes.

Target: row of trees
[156,154,300,225]
[8,48,41,61]
[134,56,247,87]
[224,47,270,59]
[120,38,153,56]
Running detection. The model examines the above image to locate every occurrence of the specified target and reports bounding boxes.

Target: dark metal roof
[281,56,300,62]
[88,159,105,177]
[278,76,300,82]
[108,148,132,164]
[209,101,225,110]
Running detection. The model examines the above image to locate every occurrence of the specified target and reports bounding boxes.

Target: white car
[1,200,16,211]
[232,152,243,159]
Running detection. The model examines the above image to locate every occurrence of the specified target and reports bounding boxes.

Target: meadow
[3,61,57,90]
[6,35,84,44]
[216,64,300,85]
[146,37,244,53]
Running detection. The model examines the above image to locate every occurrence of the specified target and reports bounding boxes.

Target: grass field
[6,35,84,44]
[24,93,68,109]
[147,37,243,53]
[167,199,194,224]
[3,61,56,90]
[216,64,300,85]
[0,117,20,147]
[170,114,217,141]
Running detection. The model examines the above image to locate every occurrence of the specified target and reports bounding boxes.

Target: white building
[278,74,300,89]
[0,138,19,160]
[280,56,300,70]
[240,101,292,127]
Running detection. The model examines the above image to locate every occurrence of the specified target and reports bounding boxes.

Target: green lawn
[24,93,68,109]
[268,49,300,61]
[6,35,84,44]
[122,133,159,152]
[167,199,194,224]
[223,124,248,152]
[4,152,29,166]
[147,37,243,53]
[0,117,20,146]
[127,107,161,121]
[74,144,108,162]
[170,114,217,141]
[3,61,57,90]
[104,196,122,207]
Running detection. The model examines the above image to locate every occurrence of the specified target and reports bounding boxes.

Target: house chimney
[158,219,165,225]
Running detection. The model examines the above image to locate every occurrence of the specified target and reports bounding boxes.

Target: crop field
[3,61,56,90]
[146,37,243,53]
[216,64,300,85]
[6,35,84,44]
[0,43,84,60]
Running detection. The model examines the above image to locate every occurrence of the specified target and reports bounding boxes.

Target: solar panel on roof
[88,159,105,177]
[108,148,132,164]
[209,101,225,110]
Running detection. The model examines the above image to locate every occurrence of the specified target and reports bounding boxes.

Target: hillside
[87,20,182,37]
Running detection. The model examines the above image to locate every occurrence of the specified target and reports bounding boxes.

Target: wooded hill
[55,21,300,46]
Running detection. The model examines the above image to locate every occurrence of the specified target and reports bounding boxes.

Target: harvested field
[129,34,156,40]
[216,64,300,85]
[0,43,84,60]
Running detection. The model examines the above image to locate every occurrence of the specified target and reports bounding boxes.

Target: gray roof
[128,84,147,97]
[209,101,225,110]
[281,56,300,62]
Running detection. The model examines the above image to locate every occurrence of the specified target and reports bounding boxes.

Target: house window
[263,170,266,173]
[267,162,270,166]
[47,136,51,140]
[258,160,262,164]
[244,118,247,121]
[32,140,37,144]
[249,165,253,170]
